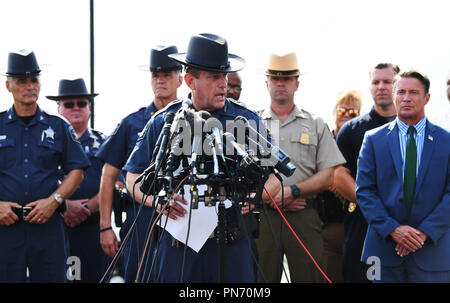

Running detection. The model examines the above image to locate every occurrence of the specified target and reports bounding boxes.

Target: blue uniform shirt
[124,98,263,283]
[124,98,263,174]
[0,106,90,205]
[69,128,106,200]
[95,103,158,170]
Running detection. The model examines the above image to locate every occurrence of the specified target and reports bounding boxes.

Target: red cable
[264,186,333,284]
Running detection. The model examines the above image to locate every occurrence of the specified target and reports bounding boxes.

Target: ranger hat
[46,78,98,101]
[149,45,183,72]
[5,49,41,78]
[265,52,301,77]
[169,33,245,73]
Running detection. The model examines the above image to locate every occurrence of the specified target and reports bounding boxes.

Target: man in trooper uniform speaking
[124,33,281,283]
[0,50,90,282]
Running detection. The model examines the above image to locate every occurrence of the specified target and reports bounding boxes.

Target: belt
[13,206,34,220]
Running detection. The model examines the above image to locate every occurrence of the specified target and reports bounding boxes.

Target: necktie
[404,126,417,216]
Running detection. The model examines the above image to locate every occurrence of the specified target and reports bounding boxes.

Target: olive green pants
[255,208,326,283]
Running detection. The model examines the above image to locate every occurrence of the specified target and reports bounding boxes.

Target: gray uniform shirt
[259,105,346,188]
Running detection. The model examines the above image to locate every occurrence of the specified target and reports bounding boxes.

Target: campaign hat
[264,52,301,77]
[46,78,98,101]
[5,49,41,78]
[169,33,245,73]
[149,45,183,72]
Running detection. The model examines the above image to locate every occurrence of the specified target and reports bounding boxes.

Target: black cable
[135,195,158,283]
[153,208,171,282]
[132,179,142,274]
[149,209,170,282]
[100,167,160,283]
[232,194,268,283]
[150,176,188,282]
[179,181,195,283]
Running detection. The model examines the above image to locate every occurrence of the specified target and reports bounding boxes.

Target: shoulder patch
[228,98,262,117]
[67,124,81,143]
[110,122,122,136]
[92,129,106,140]
[136,119,152,142]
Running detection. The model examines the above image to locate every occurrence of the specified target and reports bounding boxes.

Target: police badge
[41,126,55,143]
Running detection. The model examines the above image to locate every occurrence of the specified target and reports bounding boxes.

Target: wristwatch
[290,184,301,199]
[52,193,65,205]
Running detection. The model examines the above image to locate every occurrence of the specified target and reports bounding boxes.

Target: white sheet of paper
[157,185,231,253]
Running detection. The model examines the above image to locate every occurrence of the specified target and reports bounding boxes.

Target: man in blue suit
[356,70,450,283]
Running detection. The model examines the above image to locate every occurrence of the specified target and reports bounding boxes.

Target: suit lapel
[387,122,403,181]
[415,121,435,194]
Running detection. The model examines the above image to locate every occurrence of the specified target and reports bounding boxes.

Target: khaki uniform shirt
[259,105,346,188]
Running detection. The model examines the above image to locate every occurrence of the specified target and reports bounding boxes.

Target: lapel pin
[428,135,433,141]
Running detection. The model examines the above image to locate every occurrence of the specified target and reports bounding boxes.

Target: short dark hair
[395,70,431,94]
[369,63,400,79]
[185,66,201,78]
[374,63,400,74]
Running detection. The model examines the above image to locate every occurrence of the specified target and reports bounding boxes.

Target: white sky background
[1,0,449,135]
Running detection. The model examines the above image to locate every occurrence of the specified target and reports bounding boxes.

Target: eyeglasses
[62,101,89,109]
[336,107,359,118]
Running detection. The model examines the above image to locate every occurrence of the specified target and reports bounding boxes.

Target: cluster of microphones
[135,100,296,208]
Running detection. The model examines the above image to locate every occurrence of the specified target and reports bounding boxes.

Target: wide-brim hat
[149,45,183,72]
[3,49,41,78]
[263,52,302,77]
[46,78,98,101]
[168,33,245,73]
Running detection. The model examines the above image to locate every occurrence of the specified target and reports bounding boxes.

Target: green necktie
[404,126,417,216]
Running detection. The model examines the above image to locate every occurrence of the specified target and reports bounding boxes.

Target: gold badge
[348,202,357,213]
[300,133,309,144]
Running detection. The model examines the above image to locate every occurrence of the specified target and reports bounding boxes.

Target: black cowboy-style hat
[46,78,98,101]
[168,33,245,73]
[4,49,41,78]
[149,45,183,72]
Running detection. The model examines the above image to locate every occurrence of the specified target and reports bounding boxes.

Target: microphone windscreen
[197,110,212,121]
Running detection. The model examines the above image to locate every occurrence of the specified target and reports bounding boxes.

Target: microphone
[223,132,256,168]
[189,111,208,173]
[166,108,205,175]
[154,111,176,172]
[211,127,223,155]
[201,113,224,156]
[234,116,296,177]
[135,111,175,184]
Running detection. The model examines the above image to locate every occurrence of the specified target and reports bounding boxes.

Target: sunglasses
[336,107,359,118]
[61,101,89,109]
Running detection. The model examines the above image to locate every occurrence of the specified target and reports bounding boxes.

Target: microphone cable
[263,186,333,283]
[260,191,291,283]
[135,175,189,282]
[100,160,161,283]
[231,195,269,283]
